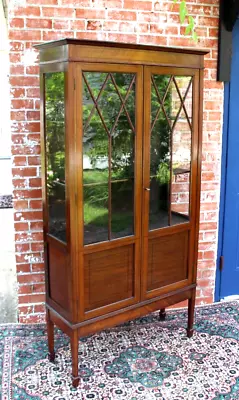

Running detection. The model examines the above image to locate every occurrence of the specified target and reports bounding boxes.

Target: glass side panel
[149,74,193,231]
[82,71,136,245]
[45,72,66,242]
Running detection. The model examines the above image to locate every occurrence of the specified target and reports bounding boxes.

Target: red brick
[198,16,219,27]
[15,210,43,221]
[53,20,70,30]
[13,156,27,166]
[11,111,25,121]
[42,31,74,41]
[28,156,41,166]
[12,99,34,110]
[9,41,24,51]
[12,145,41,156]
[30,221,43,231]
[139,35,167,45]
[9,30,41,41]
[16,264,31,273]
[26,0,58,4]
[18,273,45,284]
[107,10,136,21]
[26,111,40,121]
[9,18,25,29]
[149,24,164,34]
[19,314,45,323]
[26,18,52,29]
[119,21,135,32]
[103,21,119,31]
[42,7,74,17]
[76,31,107,40]
[108,33,137,43]
[12,167,37,178]
[124,1,152,10]
[32,262,44,272]
[26,66,39,75]
[29,178,41,188]
[18,305,34,314]
[76,9,106,19]
[10,76,39,87]
[9,53,21,63]
[14,222,29,231]
[12,178,28,189]
[70,20,85,30]
[13,200,29,210]
[34,304,45,313]
[15,243,30,253]
[18,294,45,304]
[87,20,103,30]
[13,189,42,199]
[26,88,40,98]
[29,200,42,209]
[13,6,40,17]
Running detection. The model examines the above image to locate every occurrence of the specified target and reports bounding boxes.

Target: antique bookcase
[36,39,206,387]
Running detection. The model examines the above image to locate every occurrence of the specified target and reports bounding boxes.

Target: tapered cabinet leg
[46,309,55,362]
[187,290,196,338]
[71,330,79,388]
[159,308,166,321]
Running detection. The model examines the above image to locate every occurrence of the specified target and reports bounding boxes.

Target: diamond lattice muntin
[82,72,136,245]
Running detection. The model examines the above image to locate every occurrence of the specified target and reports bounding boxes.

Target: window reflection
[149,74,192,230]
[82,71,136,245]
[45,72,66,242]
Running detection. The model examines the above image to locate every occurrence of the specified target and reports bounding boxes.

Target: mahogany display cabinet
[36,39,206,387]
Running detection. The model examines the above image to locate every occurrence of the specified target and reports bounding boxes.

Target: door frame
[215,82,229,302]
[141,66,200,300]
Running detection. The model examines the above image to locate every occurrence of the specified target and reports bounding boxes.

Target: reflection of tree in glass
[45,72,65,187]
[45,72,66,242]
[82,72,135,243]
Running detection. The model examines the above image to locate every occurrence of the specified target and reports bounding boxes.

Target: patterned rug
[1,302,239,400]
[0,195,13,209]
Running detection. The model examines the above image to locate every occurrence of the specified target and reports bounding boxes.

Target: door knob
[144,187,150,191]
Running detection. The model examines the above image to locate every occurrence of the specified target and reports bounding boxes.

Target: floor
[0,207,17,323]
[1,301,239,399]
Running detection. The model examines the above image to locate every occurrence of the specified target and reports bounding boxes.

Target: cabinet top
[35,38,208,69]
[35,38,208,56]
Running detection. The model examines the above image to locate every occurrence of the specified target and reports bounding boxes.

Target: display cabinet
[36,39,206,387]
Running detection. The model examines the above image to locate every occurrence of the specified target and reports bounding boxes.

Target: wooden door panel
[84,244,134,313]
[147,230,189,292]
[75,63,143,320]
[141,66,199,300]
[48,237,69,312]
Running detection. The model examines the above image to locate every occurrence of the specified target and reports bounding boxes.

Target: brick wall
[8,0,223,322]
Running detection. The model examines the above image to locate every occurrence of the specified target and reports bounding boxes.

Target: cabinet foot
[48,351,55,363]
[71,330,79,387]
[72,376,80,388]
[159,308,166,321]
[187,328,194,338]
[187,291,196,339]
[46,309,55,362]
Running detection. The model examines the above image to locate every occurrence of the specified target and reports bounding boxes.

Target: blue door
[217,19,239,300]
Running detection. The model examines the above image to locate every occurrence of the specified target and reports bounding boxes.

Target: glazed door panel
[142,66,200,300]
[75,63,143,320]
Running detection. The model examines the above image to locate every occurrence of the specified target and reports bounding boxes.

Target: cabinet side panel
[84,244,134,312]
[147,230,189,291]
[48,242,69,311]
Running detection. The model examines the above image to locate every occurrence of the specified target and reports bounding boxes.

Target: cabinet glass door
[142,67,199,299]
[77,64,143,320]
